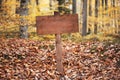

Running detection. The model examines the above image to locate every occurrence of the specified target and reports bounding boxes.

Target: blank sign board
[36,14,79,35]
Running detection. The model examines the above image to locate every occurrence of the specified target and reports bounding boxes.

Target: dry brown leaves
[0,38,120,80]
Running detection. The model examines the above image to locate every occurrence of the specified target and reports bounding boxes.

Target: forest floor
[0,35,120,80]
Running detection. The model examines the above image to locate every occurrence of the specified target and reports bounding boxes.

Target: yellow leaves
[103,6,120,14]
[88,16,111,24]
[0,0,57,27]
[88,16,97,23]
[40,4,49,7]
[1,6,16,16]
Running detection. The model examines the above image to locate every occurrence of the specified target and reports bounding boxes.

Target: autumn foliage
[0,0,120,79]
[0,38,120,79]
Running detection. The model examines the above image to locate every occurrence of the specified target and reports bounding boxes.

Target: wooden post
[55,34,64,75]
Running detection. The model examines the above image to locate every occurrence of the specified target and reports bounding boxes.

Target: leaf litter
[0,38,120,80]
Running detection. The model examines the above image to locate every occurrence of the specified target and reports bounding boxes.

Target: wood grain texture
[36,14,79,35]
[55,34,64,75]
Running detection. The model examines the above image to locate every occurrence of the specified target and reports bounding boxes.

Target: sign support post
[55,34,64,75]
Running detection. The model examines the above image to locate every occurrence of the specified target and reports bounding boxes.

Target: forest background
[0,0,120,79]
[0,0,120,41]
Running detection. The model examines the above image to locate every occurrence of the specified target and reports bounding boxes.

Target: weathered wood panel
[36,14,79,35]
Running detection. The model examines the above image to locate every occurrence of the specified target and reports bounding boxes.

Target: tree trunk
[112,0,115,7]
[112,0,116,33]
[105,0,108,10]
[102,0,104,7]
[82,0,87,36]
[94,0,99,34]
[36,0,39,5]
[72,0,76,14]
[49,0,52,10]
[57,0,65,13]
[89,0,92,16]
[0,0,2,10]
[19,0,29,39]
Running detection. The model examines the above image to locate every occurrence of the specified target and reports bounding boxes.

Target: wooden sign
[36,14,79,35]
[36,13,79,77]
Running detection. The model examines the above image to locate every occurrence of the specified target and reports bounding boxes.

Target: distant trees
[87,0,120,35]
[94,0,99,34]
[82,0,87,36]
[57,0,71,14]
[19,0,29,38]
[57,0,65,13]
[36,0,39,5]
[89,0,92,16]
[72,0,76,14]
[49,0,52,10]
[0,0,120,38]
[0,0,2,11]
